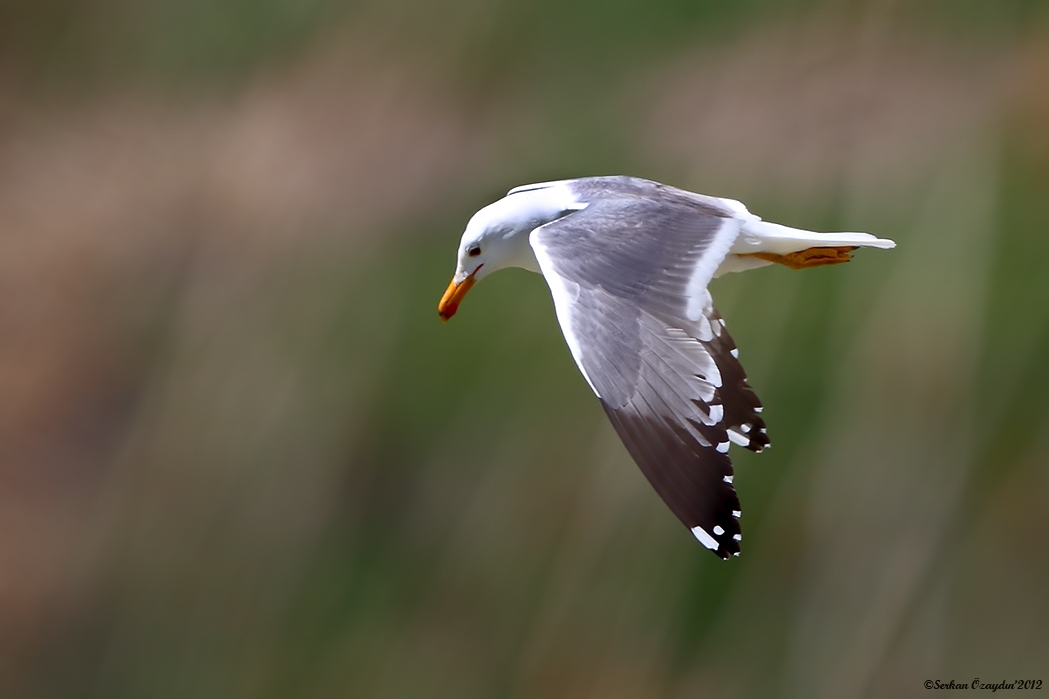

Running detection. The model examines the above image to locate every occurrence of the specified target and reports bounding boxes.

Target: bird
[438,176,894,558]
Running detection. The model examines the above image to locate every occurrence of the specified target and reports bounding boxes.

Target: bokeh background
[2,1,1048,697]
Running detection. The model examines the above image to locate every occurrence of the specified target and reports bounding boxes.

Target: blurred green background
[2,1,1048,697]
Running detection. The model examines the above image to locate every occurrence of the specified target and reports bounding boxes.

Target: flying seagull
[438,176,894,558]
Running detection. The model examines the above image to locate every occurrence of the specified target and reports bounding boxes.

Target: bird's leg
[742,246,857,270]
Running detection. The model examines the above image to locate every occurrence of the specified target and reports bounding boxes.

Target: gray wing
[530,180,769,558]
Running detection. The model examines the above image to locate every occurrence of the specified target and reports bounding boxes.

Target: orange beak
[437,267,480,321]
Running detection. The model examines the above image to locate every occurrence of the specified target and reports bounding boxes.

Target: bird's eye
[467,245,481,257]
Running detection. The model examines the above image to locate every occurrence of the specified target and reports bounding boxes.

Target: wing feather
[529,178,767,557]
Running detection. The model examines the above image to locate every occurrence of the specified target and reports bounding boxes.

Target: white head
[438,182,584,320]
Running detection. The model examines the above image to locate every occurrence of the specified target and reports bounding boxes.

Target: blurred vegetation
[1,0,1048,698]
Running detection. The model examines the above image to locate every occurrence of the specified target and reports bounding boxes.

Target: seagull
[438,176,894,558]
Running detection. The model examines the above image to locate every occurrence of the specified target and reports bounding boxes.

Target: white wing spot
[733,534,742,541]
[708,404,724,423]
[716,441,730,453]
[727,429,749,446]
[695,316,713,342]
[740,423,751,433]
[723,474,733,484]
[713,525,725,535]
[730,348,739,358]
[754,406,763,413]
[691,526,719,550]
[732,510,742,518]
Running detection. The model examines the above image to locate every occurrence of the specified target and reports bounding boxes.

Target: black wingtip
[690,517,742,559]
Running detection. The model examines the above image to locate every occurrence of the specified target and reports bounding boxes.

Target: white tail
[737,220,896,256]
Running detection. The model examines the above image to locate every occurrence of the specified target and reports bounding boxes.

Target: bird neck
[486,186,583,274]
